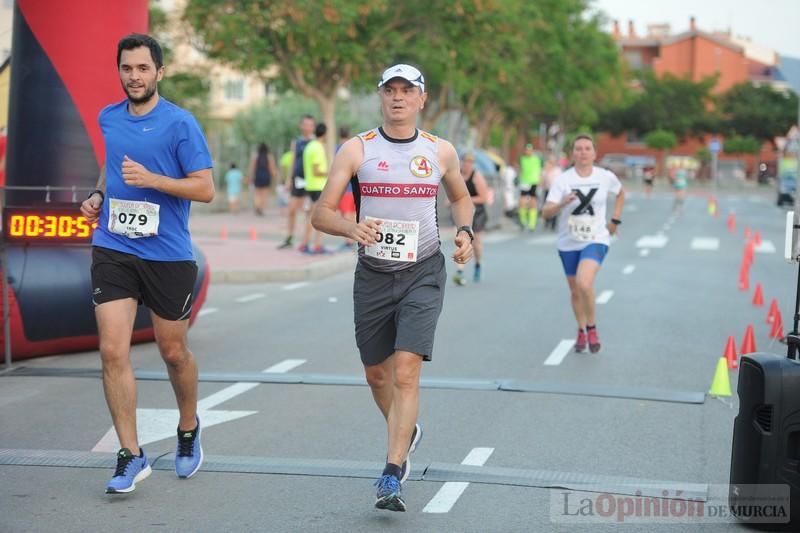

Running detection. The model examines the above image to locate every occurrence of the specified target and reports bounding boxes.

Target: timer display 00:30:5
[3,210,97,242]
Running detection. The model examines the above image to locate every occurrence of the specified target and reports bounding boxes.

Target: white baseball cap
[377,64,425,93]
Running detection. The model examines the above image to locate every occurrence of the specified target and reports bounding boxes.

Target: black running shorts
[91,246,198,321]
[353,251,446,366]
[520,185,538,197]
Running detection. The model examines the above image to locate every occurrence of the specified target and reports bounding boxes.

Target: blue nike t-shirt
[93,97,213,261]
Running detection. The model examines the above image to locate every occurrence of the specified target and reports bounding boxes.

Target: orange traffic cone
[767,298,779,324]
[770,312,785,341]
[738,262,749,291]
[220,226,228,240]
[727,213,736,233]
[724,335,738,369]
[752,283,764,306]
[740,324,757,355]
[743,241,755,268]
[744,227,752,241]
[249,227,258,240]
[754,230,762,246]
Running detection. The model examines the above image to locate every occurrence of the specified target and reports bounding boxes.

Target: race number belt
[364,217,419,262]
[567,214,599,242]
[108,199,160,238]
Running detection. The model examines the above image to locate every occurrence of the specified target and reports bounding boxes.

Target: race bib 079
[108,199,160,238]
[364,217,419,262]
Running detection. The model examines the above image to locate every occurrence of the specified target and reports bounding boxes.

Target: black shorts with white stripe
[91,246,198,321]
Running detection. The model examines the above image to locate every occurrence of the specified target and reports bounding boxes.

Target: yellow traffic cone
[708,357,732,397]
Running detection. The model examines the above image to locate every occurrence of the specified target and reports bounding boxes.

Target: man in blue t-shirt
[80,34,214,495]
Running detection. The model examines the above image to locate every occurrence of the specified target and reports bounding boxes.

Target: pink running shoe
[588,328,601,353]
[574,329,587,353]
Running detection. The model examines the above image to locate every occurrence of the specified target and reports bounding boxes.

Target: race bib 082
[108,199,160,238]
[364,217,419,262]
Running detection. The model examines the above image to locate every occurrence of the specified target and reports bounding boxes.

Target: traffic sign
[709,138,722,154]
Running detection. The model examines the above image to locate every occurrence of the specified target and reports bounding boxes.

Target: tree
[599,71,717,140]
[720,83,798,145]
[645,129,677,177]
[723,135,762,179]
[149,4,211,126]
[184,0,400,157]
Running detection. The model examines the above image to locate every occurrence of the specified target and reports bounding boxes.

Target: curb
[210,253,357,284]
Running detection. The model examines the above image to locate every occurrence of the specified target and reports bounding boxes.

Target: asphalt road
[1,183,795,532]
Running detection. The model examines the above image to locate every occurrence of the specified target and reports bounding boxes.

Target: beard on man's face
[123,80,157,105]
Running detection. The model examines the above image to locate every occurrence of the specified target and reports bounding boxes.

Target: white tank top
[355,127,442,272]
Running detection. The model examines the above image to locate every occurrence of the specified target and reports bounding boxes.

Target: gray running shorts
[353,251,446,366]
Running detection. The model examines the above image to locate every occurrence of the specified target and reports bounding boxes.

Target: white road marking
[197,307,219,317]
[690,237,720,251]
[543,340,574,366]
[527,235,558,245]
[422,447,495,513]
[595,290,614,304]
[328,297,338,303]
[622,265,636,275]
[755,240,776,254]
[235,292,265,303]
[92,359,306,452]
[636,234,668,248]
[640,249,651,257]
[263,359,307,374]
[282,282,309,291]
[483,233,516,244]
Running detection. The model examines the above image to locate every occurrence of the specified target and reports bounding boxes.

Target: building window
[223,79,245,101]
[624,51,642,69]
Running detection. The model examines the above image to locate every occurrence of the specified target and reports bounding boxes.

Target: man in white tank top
[312,64,475,512]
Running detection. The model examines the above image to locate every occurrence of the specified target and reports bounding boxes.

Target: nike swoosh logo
[143,127,155,132]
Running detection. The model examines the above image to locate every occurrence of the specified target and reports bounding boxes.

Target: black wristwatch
[610,218,622,225]
[88,189,105,203]
[457,225,475,242]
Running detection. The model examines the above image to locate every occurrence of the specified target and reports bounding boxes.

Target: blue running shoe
[175,416,203,479]
[400,423,423,484]
[374,474,406,512]
[105,448,151,494]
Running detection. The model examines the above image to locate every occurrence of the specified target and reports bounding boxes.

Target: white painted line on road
[690,237,720,251]
[596,290,614,304]
[263,359,307,373]
[640,249,651,257]
[282,282,310,291]
[543,340,574,366]
[622,264,636,275]
[235,293,265,303]
[197,382,261,410]
[92,359,306,452]
[755,240,776,254]
[197,307,219,317]
[422,447,494,514]
[635,234,668,248]
[483,233,515,244]
[527,234,558,245]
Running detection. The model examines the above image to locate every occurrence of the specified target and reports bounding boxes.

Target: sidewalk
[189,204,357,283]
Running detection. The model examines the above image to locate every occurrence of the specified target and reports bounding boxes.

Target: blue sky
[592,0,800,58]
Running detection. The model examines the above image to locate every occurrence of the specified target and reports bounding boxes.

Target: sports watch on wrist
[457,225,475,242]
[610,218,622,225]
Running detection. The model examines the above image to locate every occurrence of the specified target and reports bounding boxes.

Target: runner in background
[453,151,489,285]
[541,134,625,354]
[518,143,542,231]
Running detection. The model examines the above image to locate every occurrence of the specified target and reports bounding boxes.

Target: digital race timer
[2,207,97,243]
